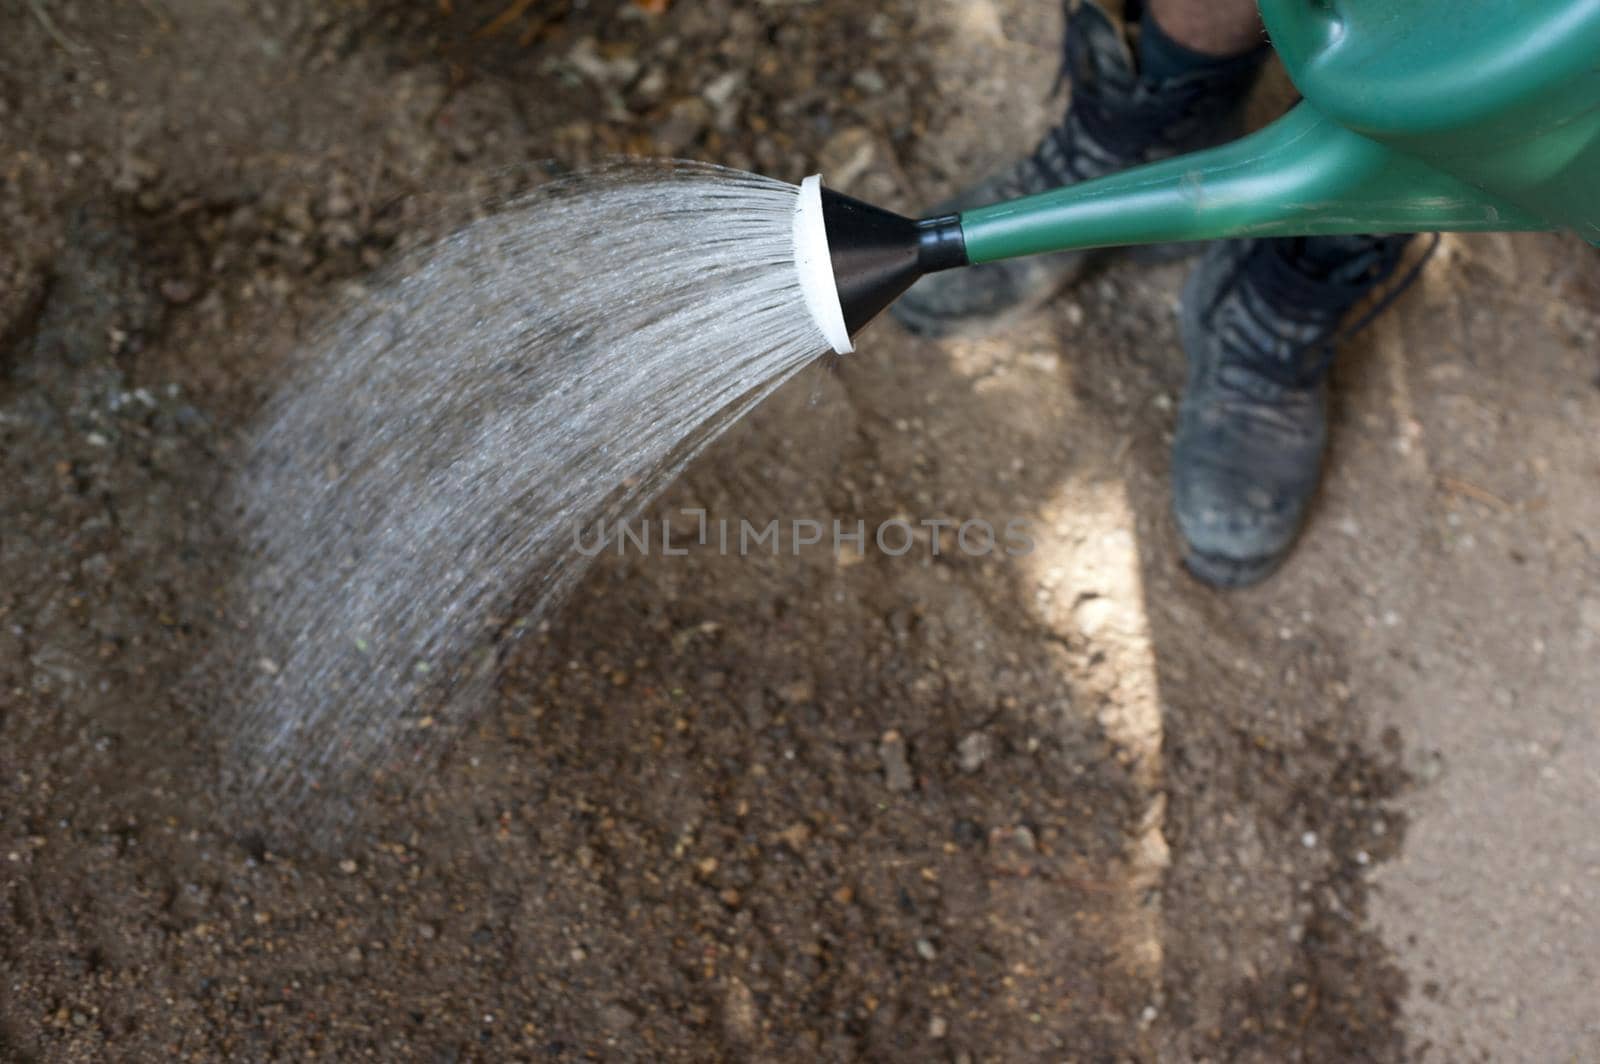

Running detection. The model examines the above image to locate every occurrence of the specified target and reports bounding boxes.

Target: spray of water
[223,161,830,829]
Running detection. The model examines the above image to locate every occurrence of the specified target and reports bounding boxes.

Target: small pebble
[851,68,887,94]
[879,730,913,792]
[160,278,197,304]
[599,1003,637,1032]
[701,70,745,110]
[956,731,993,774]
[777,679,813,704]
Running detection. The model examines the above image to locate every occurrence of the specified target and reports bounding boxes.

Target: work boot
[1172,234,1420,588]
[891,0,1265,337]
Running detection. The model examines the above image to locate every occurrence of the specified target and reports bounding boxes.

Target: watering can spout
[812,106,1543,340]
[812,186,967,338]
[793,177,967,349]
[956,104,1548,267]
[812,0,1600,338]
[954,0,1600,263]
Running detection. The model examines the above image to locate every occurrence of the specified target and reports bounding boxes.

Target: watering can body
[957,0,1600,262]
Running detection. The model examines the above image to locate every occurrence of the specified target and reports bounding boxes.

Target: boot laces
[1045,1,1261,166]
[1205,235,1439,390]
[1047,31,1205,163]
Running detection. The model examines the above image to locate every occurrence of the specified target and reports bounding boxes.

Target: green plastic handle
[959,103,1549,266]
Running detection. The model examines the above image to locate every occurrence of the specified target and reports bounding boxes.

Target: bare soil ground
[3,1,1597,1061]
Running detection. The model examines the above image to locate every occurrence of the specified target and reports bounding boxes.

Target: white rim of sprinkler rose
[793,175,855,356]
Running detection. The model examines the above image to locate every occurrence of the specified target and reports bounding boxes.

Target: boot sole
[1181,545,1284,590]
[891,261,1087,339]
[892,240,1202,340]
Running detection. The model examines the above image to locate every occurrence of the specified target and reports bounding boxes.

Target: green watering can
[807,0,1600,348]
